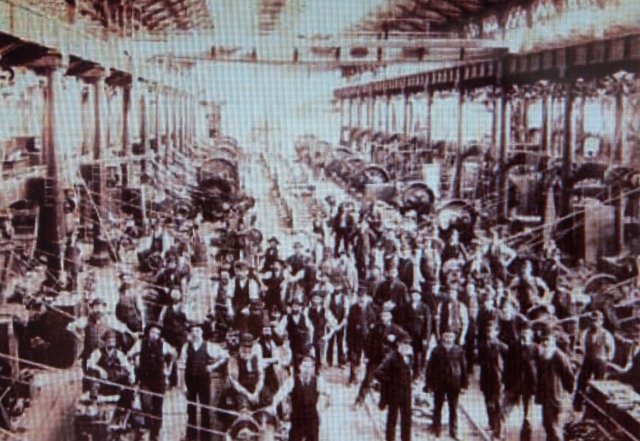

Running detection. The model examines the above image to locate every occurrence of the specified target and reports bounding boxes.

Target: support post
[39,63,67,283]
[153,86,160,158]
[497,93,510,221]
[614,90,628,253]
[139,85,147,175]
[451,87,465,198]
[88,72,111,267]
[164,88,171,167]
[121,80,131,187]
[172,89,178,163]
[403,93,411,136]
[425,87,432,148]
[541,91,550,157]
[385,96,391,134]
[560,84,575,217]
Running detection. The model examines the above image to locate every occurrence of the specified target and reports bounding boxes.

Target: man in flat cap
[573,310,615,412]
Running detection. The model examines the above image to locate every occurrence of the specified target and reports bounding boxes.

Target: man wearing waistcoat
[179,324,229,441]
[271,355,330,441]
[573,311,615,412]
[128,323,176,441]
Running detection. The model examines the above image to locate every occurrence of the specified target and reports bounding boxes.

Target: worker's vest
[138,338,165,386]
[238,356,260,393]
[185,342,210,381]
[584,329,608,361]
[439,300,462,337]
[291,376,318,419]
[115,295,143,333]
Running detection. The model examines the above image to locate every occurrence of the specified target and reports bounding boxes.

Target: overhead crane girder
[1,44,54,69]
[66,59,102,78]
[413,0,464,20]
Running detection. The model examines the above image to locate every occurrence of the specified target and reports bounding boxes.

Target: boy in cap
[478,321,508,439]
[261,259,288,314]
[426,331,467,439]
[286,241,307,280]
[502,321,538,441]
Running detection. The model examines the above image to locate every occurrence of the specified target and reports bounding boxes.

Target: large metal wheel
[401,182,435,214]
[584,273,617,294]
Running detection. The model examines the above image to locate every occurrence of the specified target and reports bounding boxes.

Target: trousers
[186,375,211,441]
[386,401,412,441]
[433,390,459,436]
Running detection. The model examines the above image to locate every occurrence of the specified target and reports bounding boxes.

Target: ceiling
[9,0,516,70]
[16,0,523,38]
[354,0,513,33]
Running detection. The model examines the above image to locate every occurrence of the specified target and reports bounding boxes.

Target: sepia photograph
[0,0,639,440]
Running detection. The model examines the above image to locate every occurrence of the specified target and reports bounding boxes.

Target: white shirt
[87,347,134,378]
[67,314,130,335]
[226,277,261,303]
[178,340,229,368]
[127,338,175,363]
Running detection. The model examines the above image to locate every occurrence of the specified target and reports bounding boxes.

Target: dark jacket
[375,350,413,405]
[365,323,410,365]
[374,278,409,308]
[397,257,414,292]
[479,338,509,394]
[426,344,468,394]
[398,302,432,344]
[535,350,575,409]
[346,302,377,346]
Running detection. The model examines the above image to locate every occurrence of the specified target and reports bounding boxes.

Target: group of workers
[55,168,640,441]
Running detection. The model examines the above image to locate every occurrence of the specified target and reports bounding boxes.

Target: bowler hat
[268,236,280,245]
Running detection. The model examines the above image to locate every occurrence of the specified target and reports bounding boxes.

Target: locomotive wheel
[402,182,435,213]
